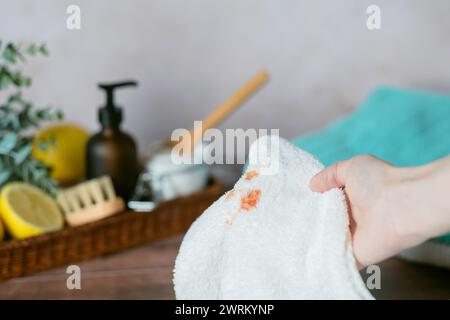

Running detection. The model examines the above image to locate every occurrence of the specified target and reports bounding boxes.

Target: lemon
[0,183,64,239]
[32,124,89,185]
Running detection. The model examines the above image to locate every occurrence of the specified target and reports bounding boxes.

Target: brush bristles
[57,176,117,215]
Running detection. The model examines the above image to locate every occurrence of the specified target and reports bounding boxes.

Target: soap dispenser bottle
[86,81,139,201]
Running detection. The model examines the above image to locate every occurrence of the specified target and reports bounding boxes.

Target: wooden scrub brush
[57,176,125,227]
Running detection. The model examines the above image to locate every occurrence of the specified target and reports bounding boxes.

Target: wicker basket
[0,182,224,281]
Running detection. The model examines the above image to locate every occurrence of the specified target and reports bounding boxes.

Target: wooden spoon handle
[169,71,269,151]
[198,71,269,133]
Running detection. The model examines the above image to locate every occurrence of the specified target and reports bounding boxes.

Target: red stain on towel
[245,170,259,181]
[225,190,235,201]
[240,189,261,212]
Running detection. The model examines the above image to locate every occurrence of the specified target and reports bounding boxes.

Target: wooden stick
[172,71,269,151]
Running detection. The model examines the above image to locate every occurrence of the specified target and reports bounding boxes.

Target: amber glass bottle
[86,81,139,201]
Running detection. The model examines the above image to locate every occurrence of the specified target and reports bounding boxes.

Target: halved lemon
[0,183,63,239]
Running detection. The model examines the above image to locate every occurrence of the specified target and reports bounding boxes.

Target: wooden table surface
[0,235,448,300]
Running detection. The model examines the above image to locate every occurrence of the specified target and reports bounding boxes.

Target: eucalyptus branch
[0,40,63,195]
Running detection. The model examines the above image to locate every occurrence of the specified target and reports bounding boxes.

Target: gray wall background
[1,0,450,164]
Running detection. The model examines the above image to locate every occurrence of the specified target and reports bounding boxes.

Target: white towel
[173,136,373,299]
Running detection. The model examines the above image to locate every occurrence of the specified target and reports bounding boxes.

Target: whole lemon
[32,124,89,185]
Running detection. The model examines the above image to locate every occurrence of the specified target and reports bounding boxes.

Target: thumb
[309,160,350,192]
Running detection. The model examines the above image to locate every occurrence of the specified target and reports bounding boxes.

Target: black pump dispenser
[98,81,137,128]
[86,80,139,201]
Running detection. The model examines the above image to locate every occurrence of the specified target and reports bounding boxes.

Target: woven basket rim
[0,181,224,251]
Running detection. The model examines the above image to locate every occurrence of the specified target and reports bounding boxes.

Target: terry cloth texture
[292,86,450,268]
[173,136,373,300]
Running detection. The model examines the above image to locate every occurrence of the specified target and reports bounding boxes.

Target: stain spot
[225,217,233,225]
[240,189,261,212]
[245,170,260,181]
[225,190,235,201]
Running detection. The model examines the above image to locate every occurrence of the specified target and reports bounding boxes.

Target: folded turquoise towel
[292,86,450,248]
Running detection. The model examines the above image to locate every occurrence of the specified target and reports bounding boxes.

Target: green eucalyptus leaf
[0,132,17,153]
[38,138,51,151]
[0,170,11,185]
[7,92,22,103]
[10,71,31,87]
[38,140,47,151]
[11,113,21,130]
[26,43,38,55]
[56,110,64,120]
[22,165,30,183]
[2,46,16,63]
[10,71,22,86]
[39,44,49,56]
[13,144,32,165]
[0,69,12,90]
[22,77,32,87]
[0,41,61,195]
[2,44,25,64]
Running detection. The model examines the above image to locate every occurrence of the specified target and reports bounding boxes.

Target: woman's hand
[309,154,450,269]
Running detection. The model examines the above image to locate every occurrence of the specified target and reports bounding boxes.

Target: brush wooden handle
[65,198,125,227]
[194,71,269,137]
[171,71,269,150]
